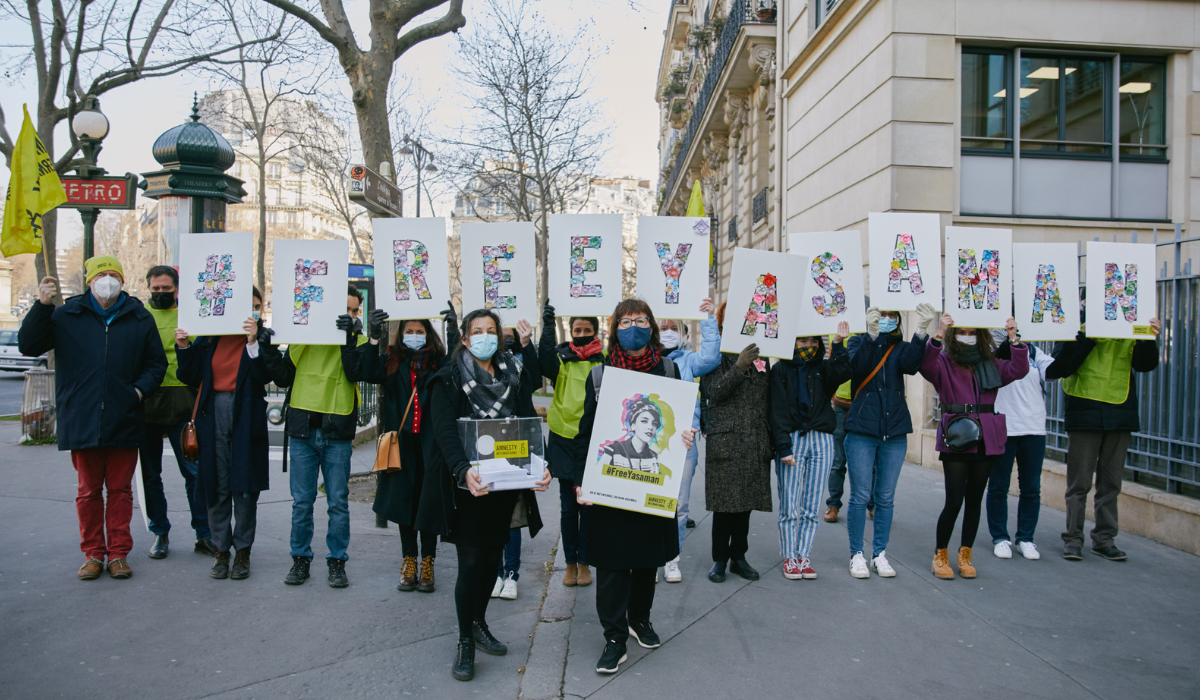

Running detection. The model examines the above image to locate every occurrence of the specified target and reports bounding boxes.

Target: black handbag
[942,376,983,453]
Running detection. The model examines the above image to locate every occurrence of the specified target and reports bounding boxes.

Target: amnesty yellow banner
[3,105,67,258]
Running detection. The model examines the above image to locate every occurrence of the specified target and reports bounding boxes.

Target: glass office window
[961,52,1010,151]
[1119,59,1166,159]
[1021,55,1109,155]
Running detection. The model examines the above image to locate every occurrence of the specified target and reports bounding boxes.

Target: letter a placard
[1013,242,1079,341]
[459,222,538,329]
[547,214,623,317]
[943,226,1012,329]
[720,247,804,359]
[371,217,450,320]
[178,231,255,336]
[867,212,942,311]
[1085,241,1157,339]
[636,216,710,320]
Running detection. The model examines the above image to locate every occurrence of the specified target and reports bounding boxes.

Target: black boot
[284,556,311,585]
[452,637,475,681]
[194,539,219,556]
[149,533,169,559]
[231,547,251,580]
[708,560,727,583]
[328,558,349,588]
[210,551,230,579]
[730,558,760,581]
[473,620,508,656]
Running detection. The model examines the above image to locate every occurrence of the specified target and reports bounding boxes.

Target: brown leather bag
[373,388,418,473]
[181,387,202,462]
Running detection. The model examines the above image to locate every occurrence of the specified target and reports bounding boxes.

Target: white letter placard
[636,216,710,321]
[719,247,805,359]
[270,238,350,345]
[943,226,1012,329]
[371,217,450,320]
[459,222,538,328]
[178,231,255,336]
[547,214,623,317]
[581,367,699,518]
[1013,242,1080,341]
[1085,241,1158,339]
[789,231,867,336]
[867,212,942,311]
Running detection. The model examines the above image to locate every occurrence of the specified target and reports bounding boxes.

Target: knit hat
[84,256,124,284]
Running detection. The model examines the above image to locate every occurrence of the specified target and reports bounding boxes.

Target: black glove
[256,326,276,348]
[735,343,760,371]
[441,300,458,329]
[368,308,389,340]
[335,314,362,345]
[542,299,556,326]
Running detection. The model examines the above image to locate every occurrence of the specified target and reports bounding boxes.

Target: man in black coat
[19,257,168,581]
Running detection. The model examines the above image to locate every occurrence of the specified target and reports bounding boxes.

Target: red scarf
[608,343,661,373]
[568,337,603,361]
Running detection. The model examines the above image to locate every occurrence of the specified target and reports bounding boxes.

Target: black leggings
[936,459,995,550]
[400,524,437,559]
[454,543,503,639]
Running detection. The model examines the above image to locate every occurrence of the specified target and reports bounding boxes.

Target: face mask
[92,276,122,301]
[571,334,595,347]
[252,310,262,321]
[659,330,680,350]
[878,317,898,333]
[617,326,652,352]
[797,346,819,362]
[469,334,498,360]
[149,291,175,309]
[403,334,427,351]
[956,334,977,346]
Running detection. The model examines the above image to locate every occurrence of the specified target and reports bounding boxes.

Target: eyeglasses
[617,317,651,329]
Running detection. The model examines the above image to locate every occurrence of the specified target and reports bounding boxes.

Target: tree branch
[260,0,353,55]
[394,0,464,60]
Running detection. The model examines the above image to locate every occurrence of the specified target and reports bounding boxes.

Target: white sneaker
[663,557,682,583]
[500,573,518,600]
[994,540,1013,559]
[871,551,896,578]
[490,576,504,598]
[849,552,870,579]
[1017,541,1041,560]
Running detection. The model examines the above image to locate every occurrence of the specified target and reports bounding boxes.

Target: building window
[495,200,506,216]
[266,211,278,224]
[1020,54,1110,156]
[288,211,299,226]
[815,0,840,27]
[961,50,1011,152]
[268,162,281,179]
[1119,58,1166,160]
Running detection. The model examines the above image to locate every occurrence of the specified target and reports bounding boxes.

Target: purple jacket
[920,339,1029,456]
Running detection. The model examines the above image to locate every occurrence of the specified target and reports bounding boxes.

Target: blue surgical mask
[617,326,652,352]
[252,310,262,322]
[469,334,498,360]
[403,334,427,351]
[878,317,898,333]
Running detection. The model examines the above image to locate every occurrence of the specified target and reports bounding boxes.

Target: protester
[415,307,549,682]
[825,378,875,523]
[263,284,366,588]
[656,299,720,583]
[920,314,1028,580]
[493,528,521,600]
[769,323,852,580]
[700,301,773,584]
[360,304,457,593]
[139,265,215,559]
[175,288,275,580]
[1047,293,1161,562]
[573,299,687,674]
[19,259,167,580]
[843,304,935,579]
[987,329,1056,561]
[538,301,604,589]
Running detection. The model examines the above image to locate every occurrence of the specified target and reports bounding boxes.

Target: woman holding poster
[920,314,1029,581]
[416,308,550,682]
[572,299,689,675]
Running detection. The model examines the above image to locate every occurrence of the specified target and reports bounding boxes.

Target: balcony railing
[727,216,738,242]
[752,187,768,223]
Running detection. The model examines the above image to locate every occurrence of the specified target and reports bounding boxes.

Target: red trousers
[71,448,138,560]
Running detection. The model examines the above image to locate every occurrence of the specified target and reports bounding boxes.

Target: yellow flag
[685,179,705,218]
[3,105,67,258]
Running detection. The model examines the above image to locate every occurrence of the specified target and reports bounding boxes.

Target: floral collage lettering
[888,234,924,294]
[809,252,847,317]
[1104,263,1138,322]
[195,254,235,318]
[293,258,328,325]
[483,244,518,309]
[957,248,1000,310]
[741,273,779,339]
[570,236,603,298]
[393,240,431,301]
[655,242,692,304]
[1031,263,1065,324]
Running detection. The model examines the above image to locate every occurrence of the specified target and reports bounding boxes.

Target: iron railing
[266,381,378,429]
[727,216,738,242]
[752,187,768,223]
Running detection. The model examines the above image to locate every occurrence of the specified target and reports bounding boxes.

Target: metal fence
[266,381,378,429]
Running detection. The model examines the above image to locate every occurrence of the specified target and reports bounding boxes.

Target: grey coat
[700,353,774,513]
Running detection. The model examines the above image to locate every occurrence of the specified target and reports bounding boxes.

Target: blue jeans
[498,528,521,580]
[844,432,907,557]
[139,419,210,540]
[676,439,700,551]
[986,434,1045,544]
[826,407,875,511]
[558,478,588,565]
[289,429,353,561]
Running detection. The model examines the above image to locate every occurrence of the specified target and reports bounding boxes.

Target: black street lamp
[70,95,110,260]
[397,135,437,217]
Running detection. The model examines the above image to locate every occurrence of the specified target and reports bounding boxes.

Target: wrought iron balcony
[752,187,768,223]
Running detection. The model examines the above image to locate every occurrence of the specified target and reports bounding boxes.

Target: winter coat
[768,342,853,459]
[1046,334,1159,433]
[994,341,1055,436]
[844,332,926,440]
[699,353,774,513]
[176,337,274,501]
[261,336,365,441]
[666,316,723,431]
[18,293,167,451]
[573,356,682,570]
[538,324,605,480]
[919,339,1029,456]
[415,353,543,546]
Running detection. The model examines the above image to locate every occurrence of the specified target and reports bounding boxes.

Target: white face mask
[659,330,680,349]
[956,334,977,346]
[91,275,122,301]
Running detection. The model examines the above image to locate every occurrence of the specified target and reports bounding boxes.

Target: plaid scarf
[567,337,603,361]
[456,349,521,419]
[608,343,661,373]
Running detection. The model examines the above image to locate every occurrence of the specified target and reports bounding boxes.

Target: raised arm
[537,318,561,383]
[359,342,387,385]
[17,300,55,357]
[995,343,1030,386]
[1132,337,1160,373]
[572,374,600,485]
[705,356,751,404]
[918,338,947,387]
[897,333,927,375]
[692,317,723,378]
[1045,333,1096,380]
[824,342,852,387]
[767,363,793,458]
[175,340,204,389]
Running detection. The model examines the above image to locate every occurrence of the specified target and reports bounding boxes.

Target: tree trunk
[351,58,396,184]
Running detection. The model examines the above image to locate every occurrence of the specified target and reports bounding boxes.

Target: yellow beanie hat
[84,256,124,284]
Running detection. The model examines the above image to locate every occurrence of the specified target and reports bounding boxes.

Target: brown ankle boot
[932,548,954,579]
[397,556,418,592]
[417,555,435,593]
[576,564,592,587]
[957,546,977,579]
[562,563,578,587]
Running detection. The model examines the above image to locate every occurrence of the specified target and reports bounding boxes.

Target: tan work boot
[824,507,839,523]
[78,558,104,580]
[563,563,578,587]
[576,564,592,587]
[417,555,435,593]
[957,546,977,579]
[397,555,418,592]
[932,549,954,580]
[107,558,132,579]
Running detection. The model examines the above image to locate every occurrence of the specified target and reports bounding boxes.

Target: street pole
[399,136,436,219]
[80,208,98,260]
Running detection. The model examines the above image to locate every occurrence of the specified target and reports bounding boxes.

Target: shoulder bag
[942,374,983,453]
[181,387,202,462]
[851,344,895,399]
[373,386,418,473]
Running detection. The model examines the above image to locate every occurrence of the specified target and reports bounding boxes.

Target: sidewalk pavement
[2,423,1198,699]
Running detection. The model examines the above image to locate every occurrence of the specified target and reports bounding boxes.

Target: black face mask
[149,291,175,309]
[571,334,595,347]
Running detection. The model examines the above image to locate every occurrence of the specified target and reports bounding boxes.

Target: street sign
[59,173,138,210]
[348,164,403,218]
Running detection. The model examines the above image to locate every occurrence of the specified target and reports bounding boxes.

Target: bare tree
[302,109,370,264]
[0,0,279,298]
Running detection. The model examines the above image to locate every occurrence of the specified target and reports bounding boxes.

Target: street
[0,372,25,415]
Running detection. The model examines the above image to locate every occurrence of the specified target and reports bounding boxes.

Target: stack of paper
[476,455,541,491]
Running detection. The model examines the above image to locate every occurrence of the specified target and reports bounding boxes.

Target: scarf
[456,348,521,419]
[386,344,438,375]
[952,344,1002,393]
[608,343,661,373]
[568,337,603,361]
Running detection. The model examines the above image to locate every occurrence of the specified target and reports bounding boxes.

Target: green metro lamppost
[70,95,110,260]
[397,135,437,217]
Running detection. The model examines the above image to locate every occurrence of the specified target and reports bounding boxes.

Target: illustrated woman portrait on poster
[598,394,675,474]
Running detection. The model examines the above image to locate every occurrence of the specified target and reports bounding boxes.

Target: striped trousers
[776,431,835,559]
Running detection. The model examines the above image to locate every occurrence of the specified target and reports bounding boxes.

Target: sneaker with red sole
[799,558,818,579]
[783,558,803,580]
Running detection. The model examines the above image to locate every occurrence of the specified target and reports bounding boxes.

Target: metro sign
[60,173,138,210]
